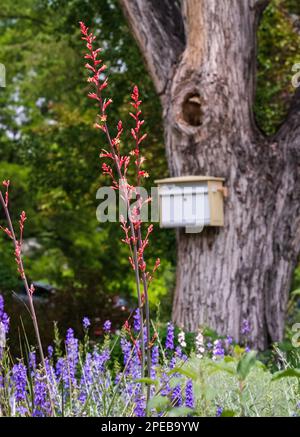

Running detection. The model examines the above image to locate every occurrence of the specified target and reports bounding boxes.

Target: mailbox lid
[155,176,225,185]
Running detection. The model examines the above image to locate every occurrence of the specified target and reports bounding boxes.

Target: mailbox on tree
[155,176,226,233]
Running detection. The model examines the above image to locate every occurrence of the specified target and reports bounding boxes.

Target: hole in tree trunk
[182,93,202,126]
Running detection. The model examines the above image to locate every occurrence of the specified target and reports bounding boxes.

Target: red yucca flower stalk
[79,21,160,401]
[0,182,55,415]
[0,183,40,349]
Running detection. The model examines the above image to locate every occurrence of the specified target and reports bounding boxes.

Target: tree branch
[118,0,185,94]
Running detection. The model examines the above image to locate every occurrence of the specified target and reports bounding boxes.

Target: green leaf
[135,378,159,387]
[255,360,267,371]
[276,341,294,352]
[237,351,257,380]
[208,361,236,376]
[147,395,169,412]
[233,345,245,357]
[168,366,198,380]
[167,407,193,417]
[291,288,300,297]
[224,356,235,363]
[271,368,300,381]
[221,410,236,417]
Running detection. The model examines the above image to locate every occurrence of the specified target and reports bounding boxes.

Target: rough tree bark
[119,0,300,349]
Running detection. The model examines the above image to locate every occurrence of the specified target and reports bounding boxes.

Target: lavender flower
[150,345,159,379]
[12,362,27,404]
[174,346,187,362]
[227,335,233,345]
[93,348,110,373]
[33,375,50,417]
[185,379,194,409]
[55,356,73,395]
[133,308,141,333]
[160,372,170,396]
[169,355,176,370]
[213,339,225,360]
[225,335,233,352]
[175,346,183,359]
[134,394,146,417]
[82,317,91,330]
[44,359,56,394]
[65,328,79,387]
[172,384,182,406]
[131,347,142,379]
[79,352,93,403]
[216,405,223,417]
[120,337,131,363]
[55,357,65,380]
[29,351,36,374]
[166,322,174,350]
[103,320,111,333]
[241,319,250,335]
[0,294,9,334]
[143,325,148,346]
[47,345,54,359]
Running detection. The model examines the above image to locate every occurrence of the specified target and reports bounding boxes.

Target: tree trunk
[119,0,300,349]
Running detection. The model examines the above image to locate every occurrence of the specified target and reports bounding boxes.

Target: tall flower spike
[80,21,155,403]
[0,180,52,410]
[166,322,175,350]
[185,379,194,409]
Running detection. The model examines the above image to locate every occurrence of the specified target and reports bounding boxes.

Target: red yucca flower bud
[2,180,10,207]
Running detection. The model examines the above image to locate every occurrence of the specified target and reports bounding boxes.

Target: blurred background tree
[0,0,299,350]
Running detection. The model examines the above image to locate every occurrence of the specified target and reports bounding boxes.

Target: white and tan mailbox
[155,176,226,233]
